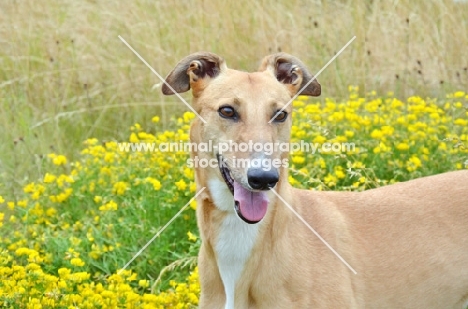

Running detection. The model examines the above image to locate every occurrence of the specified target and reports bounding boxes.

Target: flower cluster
[288,88,467,189]
[0,112,199,308]
[0,247,199,308]
[0,89,466,307]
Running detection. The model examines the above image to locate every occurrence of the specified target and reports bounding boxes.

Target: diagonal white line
[117,187,206,275]
[270,188,357,274]
[118,35,207,124]
[269,36,357,123]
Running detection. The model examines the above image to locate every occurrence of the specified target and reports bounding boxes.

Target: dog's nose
[247,168,279,190]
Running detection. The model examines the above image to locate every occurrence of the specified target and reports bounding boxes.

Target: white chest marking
[208,178,260,309]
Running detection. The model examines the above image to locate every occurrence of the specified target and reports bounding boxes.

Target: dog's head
[162,52,320,224]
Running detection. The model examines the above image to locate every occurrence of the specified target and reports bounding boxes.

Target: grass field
[1,0,467,307]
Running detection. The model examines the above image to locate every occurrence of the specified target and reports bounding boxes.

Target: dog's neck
[196,170,292,309]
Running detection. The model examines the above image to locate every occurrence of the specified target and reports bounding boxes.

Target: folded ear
[258,53,321,97]
[162,52,226,97]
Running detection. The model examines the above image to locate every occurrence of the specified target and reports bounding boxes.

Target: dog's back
[290,170,468,308]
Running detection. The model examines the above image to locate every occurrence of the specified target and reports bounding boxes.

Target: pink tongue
[233,181,269,222]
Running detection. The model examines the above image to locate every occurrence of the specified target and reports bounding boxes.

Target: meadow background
[0,0,467,307]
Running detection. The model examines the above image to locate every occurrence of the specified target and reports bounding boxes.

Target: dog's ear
[162,52,226,97]
[258,53,321,97]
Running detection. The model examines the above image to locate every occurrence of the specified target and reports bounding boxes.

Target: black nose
[247,168,279,190]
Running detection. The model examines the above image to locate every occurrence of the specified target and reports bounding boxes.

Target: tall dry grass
[1,0,467,196]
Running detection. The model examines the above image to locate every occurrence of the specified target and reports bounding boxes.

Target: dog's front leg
[198,243,226,308]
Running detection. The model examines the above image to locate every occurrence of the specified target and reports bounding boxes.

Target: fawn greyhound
[162,52,468,309]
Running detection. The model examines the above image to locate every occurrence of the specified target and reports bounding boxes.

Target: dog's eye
[218,106,238,120]
[272,110,288,122]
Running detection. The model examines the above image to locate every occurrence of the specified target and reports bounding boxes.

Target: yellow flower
[313,135,327,144]
[99,200,118,212]
[151,116,160,123]
[344,130,354,138]
[438,142,447,151]
[370,129,383,139]
[175,179,187,191]
[50,188,73,203]
[15,247,33,256]
[43,173,56,183]
[70,257,85,267]
[454,118,468,126]
[189,182,196,193]
[292,100,305,108]
[315,158,326,169]
[104,152,115,163]
[0,196,4,204]
[291,155,305,164]
[145,177,162,191]
[396,142,410,151]
[406,156,423,172]
[183,167,194,179]
[335,169,346,179]
[84,138,99,145]
[25,263,41,271]
[139,279,150,288]
[187,231,198,242]
[130,132,139,143]
[190,199,197,210]
[58,267,71,279]
[183,112,195,123]
[112,181,128,196]
[324,173,337,187]
[288,175,298,186]
[23,182,36,193]
[45,208,57,217]
[381,126,394,136]
[48,154,67,166]
[453,91,465,98]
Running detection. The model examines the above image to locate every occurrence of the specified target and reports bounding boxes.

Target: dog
[162,52,468,309]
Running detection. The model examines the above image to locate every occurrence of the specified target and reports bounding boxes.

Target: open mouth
[217,154,269,224]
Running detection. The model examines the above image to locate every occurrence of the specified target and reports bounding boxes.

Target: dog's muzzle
[217,154,274,224]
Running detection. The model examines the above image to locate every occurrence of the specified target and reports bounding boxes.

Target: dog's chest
[208,178,260,308]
